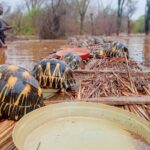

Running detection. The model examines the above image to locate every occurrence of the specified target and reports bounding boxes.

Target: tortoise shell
[62,52,82,70]
[109,41,129,58]
[32,59,75,89]
[0,64,44,120]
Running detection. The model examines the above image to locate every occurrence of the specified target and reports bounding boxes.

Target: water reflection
[0,37,149,71]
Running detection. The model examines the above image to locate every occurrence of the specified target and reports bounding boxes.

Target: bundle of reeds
[76,72,150,98]
[85,58,141,72]
[73,56,150,121]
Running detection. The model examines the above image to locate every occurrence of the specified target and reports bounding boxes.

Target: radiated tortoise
[32,59,75,89]
[0,64,44,120]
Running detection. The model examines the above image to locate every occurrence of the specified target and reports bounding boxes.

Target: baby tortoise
[32,59,75,89]
[62,52,83,70]
[0,64,44,120]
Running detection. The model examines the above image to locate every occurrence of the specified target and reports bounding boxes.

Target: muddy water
[0,40,66,71]
[0,36,150,71]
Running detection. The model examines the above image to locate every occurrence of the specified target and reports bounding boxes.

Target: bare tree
[38,0,67,39]
[126,0,137,35]
[4,5,23,35]
[24,0,46,12]
[0,1,11,16]
[117,0,126,35]
[51,0,66,34]
[90,13,94,35]
[75,0,90,34]
[94,0,116,35]
[145,0,150,35]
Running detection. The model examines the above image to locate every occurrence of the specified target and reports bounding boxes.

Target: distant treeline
[3,0,147,39]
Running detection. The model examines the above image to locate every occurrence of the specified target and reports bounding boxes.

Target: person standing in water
[0,4,12,48]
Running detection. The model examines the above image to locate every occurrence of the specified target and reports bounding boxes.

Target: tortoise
[32,58,75,89]
[0,64,44,120]
[62,52,83,70]
[95,45,110,58]
[109,41,129,58]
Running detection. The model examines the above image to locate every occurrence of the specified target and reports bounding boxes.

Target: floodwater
[0,36,150,71]
[126,36,150,71]
[0,40,66,71]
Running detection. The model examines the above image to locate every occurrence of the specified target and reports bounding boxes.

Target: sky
[1,0,147,20]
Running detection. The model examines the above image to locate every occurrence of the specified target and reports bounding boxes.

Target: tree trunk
[145,13,149,35]
[116,0,125,36]
[127,16,130,35]
[90,13,94,35]
[145,19,149,35]
[117,14,121,35]
[145,0,150,35]
[80,17,84,35]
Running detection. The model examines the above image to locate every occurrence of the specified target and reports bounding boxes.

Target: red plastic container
[56,48,90,60]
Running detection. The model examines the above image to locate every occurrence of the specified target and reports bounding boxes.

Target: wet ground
[0,36,150,71]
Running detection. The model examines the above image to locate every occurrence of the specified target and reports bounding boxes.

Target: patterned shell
[62,52,82,70]
[32,59,75,89]
[110,41,129,58]
[0,65,44,120]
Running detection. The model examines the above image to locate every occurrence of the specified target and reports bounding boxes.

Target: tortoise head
[95,47,105,58]
[99,48,105,57]
[62,66,76,90]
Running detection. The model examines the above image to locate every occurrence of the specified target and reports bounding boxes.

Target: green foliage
[20,8,39,35]
[133,15,145,33]
[11,8,40,35]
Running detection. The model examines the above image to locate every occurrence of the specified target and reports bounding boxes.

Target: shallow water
[0,36,149,71]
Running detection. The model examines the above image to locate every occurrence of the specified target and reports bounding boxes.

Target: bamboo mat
[0,120,17,150]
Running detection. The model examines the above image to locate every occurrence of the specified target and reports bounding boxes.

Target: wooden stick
[87,83,101,98]
[45,96,150,105]
[143,86,150,95]
[78,81,81,100]
[113,72,134,93]
[74,70,150,74]
[125,56,134,93]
